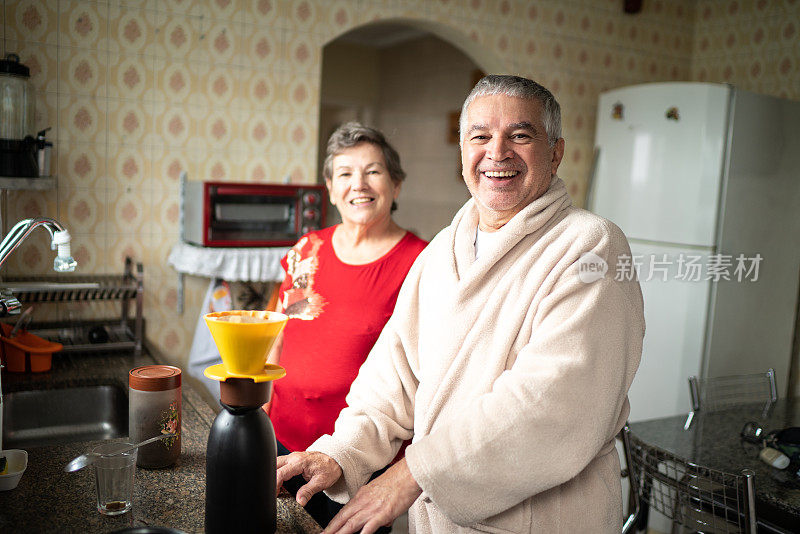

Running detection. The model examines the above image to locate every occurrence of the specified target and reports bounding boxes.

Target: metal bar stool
[622,426,757,534]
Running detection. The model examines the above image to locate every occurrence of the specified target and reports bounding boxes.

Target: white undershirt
[474,228,504,260]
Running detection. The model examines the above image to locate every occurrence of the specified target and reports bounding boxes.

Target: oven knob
[303,192,319,205]
[301,225,316,234]
[303,208,319,221]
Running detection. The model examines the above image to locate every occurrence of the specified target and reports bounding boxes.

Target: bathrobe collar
[450,175,572,282]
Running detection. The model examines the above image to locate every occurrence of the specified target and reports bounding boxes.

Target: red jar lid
[129,365,181,391]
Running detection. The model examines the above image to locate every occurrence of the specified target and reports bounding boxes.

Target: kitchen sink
[2,384,128,448]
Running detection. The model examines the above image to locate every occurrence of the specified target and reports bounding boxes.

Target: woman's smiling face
[326,142,401,229]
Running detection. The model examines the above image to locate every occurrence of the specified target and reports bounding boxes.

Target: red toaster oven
[182,181,327,247]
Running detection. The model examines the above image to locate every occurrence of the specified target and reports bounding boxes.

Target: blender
[0,54,38,177]
[203,310,288,533]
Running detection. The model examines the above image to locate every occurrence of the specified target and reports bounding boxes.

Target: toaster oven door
[208,188,298,246]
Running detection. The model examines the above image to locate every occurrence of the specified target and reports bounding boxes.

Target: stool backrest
[626,431,757,534]
[689,368,777,412]
[684,368,777,430]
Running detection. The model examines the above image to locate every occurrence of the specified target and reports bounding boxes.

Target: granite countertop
[629,400,800,531]
[0,351,322,534]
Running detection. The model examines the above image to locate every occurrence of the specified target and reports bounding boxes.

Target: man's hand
[276,451,343,506]
[322,458,422,534]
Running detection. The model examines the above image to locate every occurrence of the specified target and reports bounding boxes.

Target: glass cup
[93,442,137,515]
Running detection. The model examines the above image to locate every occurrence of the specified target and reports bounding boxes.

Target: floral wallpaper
[0,0,797,372]
[692,0,799,99]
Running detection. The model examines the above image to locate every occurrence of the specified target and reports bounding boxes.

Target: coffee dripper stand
[202,311,288,534]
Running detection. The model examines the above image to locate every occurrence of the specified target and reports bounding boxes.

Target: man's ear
[551,138,565,176]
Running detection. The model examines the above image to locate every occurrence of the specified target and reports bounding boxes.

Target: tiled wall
[375,35,474,241]
[692,0,799,99]
[1,0,797,371]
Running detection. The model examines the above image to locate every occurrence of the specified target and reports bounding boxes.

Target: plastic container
[129,365,181,468]
[0,54,35,140]
[0,323,62,372]
[0,449,28,491]
[759,447,790,469]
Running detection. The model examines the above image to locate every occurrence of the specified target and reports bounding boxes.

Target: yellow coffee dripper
[203,310,288,382]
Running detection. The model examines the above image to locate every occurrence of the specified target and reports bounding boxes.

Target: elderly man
[277,75,644,534]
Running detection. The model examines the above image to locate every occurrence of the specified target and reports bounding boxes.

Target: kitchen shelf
[20,318,141,354]
[0,176,56,190]
[1,257,143,355]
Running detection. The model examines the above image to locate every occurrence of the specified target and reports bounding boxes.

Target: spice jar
[129,365,181,468]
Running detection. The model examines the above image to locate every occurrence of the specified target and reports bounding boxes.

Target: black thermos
[205,403,278,533]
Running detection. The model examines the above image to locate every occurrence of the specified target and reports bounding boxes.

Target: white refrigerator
[589,82,800,422]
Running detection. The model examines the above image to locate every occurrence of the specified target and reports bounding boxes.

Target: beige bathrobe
[309,176,645,533]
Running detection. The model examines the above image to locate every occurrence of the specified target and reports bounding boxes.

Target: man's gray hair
[459,75,562,147]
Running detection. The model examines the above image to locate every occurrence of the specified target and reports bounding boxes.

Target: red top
[268,225,427,452]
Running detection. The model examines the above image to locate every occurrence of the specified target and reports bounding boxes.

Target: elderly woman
[266,122,427,527]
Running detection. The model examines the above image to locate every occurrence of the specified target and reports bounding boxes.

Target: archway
[318,20,504,240]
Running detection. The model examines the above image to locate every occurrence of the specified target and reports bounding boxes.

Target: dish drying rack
[1,257,143,355]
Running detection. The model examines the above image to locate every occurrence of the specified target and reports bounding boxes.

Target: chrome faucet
[0,218,76,448]
[0,217,77,316]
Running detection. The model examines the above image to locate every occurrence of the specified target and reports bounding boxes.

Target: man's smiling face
[461,94,565,230]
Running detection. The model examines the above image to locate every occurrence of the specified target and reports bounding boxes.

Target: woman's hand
[276,451,343,506]
[322,458,422,534]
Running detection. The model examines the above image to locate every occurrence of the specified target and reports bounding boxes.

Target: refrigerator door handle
[585,146,600,209]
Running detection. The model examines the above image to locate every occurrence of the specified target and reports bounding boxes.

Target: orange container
[0,323,63,373]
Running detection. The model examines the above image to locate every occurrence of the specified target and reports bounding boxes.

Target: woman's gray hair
[459,75,562,147]
[322,122,406,185]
